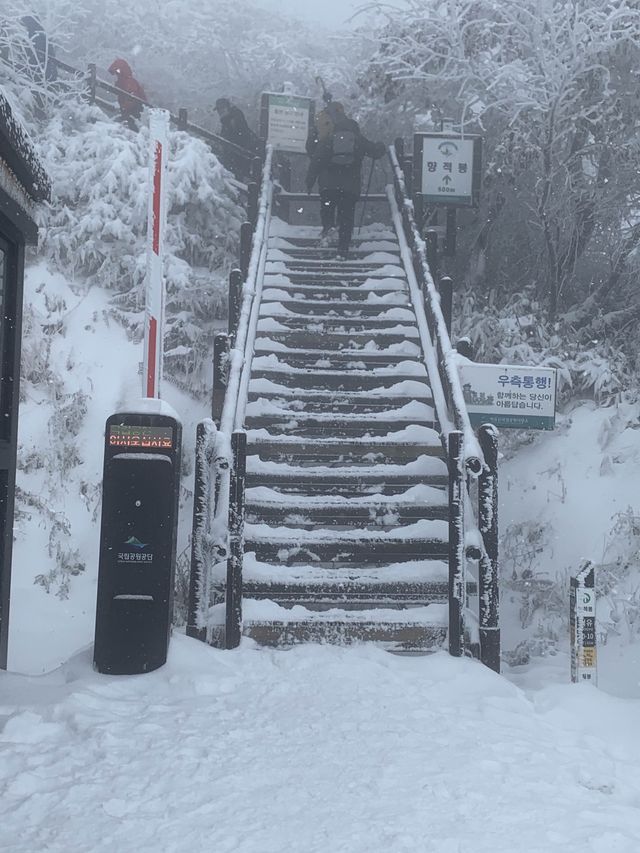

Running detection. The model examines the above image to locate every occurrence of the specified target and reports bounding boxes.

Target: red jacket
[108,59,146,118]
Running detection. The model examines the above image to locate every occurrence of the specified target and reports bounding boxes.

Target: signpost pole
[142,109,170,401]
[570,562,597,685]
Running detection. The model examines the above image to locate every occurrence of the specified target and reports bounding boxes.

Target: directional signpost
[414,132,482,207]
[570,562,597,685]
[260,92,315,154]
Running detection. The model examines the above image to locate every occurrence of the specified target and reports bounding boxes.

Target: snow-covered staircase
[239,221,449,649]
[188,144,500,669]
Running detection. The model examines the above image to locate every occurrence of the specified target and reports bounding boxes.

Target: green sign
[458,363,557,430]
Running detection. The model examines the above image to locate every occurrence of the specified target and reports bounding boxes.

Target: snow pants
[320,188,358,253]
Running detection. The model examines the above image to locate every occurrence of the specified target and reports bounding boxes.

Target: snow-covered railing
[388,145,500,673]
[50,56,262,181]
[188,145,274,647]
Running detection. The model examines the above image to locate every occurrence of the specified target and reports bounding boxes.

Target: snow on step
[244,398,434,421]
[255,318,419,337]
[245,454,448,478]
[245,483,448,508]
[251,354,429,377]
[247,378,432,400]
[253,339,422,358]
[241,598,449,626]
[259,302,415,321]
[245,518,448,544]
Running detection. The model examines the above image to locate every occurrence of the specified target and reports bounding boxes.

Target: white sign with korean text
[421,135,475,203]
[265,93,312,154]
[458,363,557,430]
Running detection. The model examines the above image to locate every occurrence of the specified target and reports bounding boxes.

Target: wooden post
[394,137,405,160]
[228,268,243,339]
[178,108,188,130]
[247,182,259,228]
[403,154,413,196]
[226,430,246,649]
[187,421,214,642]
[445,207,457,256]
[448,430,465,658]
[414,192,424,231]
[438,275,453,336]
[478,424,500,673]
[212,333,230,425]
[250,155,263,186]
[456,337,474,360]
[239,221,253,278]
[425,228,439,277]
[87,63,97,104]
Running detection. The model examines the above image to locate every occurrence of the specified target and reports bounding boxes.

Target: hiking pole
[316,76,333,104]
[358,158,377,233]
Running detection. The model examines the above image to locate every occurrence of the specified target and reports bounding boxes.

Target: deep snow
[1,638,640,853]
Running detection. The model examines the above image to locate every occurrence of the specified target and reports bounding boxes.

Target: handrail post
[228,268,243,339]
[226,431,246,649]
[448,430,465,658]
[478,425,500,673]
[87,63,97,104]
[178,108,188,131]
[251,155,263,186]
[240,221,253,278]
[456,337,474,360]
[425,228,439,277]
[187,421,214,641]
[247,182,259,228]
[438,275,453,336]
[414,192,424,231]
[212,333,230,425]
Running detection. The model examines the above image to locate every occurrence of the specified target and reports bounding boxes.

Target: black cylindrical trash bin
[94,410,182,674]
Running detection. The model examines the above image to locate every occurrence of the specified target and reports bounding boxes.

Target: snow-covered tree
[362,0,640,321]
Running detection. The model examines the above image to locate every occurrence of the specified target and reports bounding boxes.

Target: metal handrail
[388,145,500,672]
[187,146,274,644]
[388,146,483,474]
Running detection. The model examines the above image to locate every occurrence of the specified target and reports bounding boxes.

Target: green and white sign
[261,92,314,154]
[414,133,482,207]
[458,363,557,430]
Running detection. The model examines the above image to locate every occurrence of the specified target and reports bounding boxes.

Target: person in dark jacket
[108,58,146,128]
[215,98,259,151]
[21,15,57,83]
[306,103,385,259]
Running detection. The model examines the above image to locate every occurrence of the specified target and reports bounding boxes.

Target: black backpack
[330,128,357,166]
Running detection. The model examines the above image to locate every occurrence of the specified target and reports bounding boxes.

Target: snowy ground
[1,638,640,853]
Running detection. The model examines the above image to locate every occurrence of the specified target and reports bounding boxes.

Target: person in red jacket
[108,58,146,128]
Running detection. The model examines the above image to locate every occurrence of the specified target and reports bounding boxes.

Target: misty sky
[250,0,403,27]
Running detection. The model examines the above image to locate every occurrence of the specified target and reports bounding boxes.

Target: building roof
[0,92,51,204]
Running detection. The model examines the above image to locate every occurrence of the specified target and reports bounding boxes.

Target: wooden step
[246,429,442,461]
[252,344,422,365]
[257,314,418,332]
[260,298,411,316]
[254,329,419,349]
[263,282,407,299]
[250,361,429,391]
[247,377,431,402]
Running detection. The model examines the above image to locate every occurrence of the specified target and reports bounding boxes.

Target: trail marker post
[143,109,170,400]
[570,562,597,685]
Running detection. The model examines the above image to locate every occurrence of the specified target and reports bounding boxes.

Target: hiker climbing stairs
[188,146,500,670]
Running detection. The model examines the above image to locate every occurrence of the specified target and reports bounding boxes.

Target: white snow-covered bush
[36,99,244,393]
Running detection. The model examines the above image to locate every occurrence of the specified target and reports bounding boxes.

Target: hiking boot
[319,226,336,248]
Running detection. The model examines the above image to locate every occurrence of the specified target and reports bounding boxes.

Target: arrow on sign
[442,175,452,185]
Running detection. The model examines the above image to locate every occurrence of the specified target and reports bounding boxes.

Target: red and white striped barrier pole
[142,109,170,399]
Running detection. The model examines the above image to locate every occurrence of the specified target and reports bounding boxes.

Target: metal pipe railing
[388,143,500,671]
[388,145,483,475]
